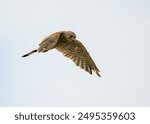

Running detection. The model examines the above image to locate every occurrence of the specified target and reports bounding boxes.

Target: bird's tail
[22,49,37,57]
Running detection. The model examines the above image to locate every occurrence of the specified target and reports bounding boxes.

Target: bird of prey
[22,31,100,77]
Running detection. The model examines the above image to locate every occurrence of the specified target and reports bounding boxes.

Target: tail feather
[22,49,37,57]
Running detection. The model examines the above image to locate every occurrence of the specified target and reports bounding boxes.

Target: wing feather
[38,32,62,52]
[56,39,100,76]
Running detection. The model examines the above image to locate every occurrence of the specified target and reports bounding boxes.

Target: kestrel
[22,31,100,77]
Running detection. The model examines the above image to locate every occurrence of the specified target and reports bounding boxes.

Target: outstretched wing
[56,39,100,76]
[38,32,63,52]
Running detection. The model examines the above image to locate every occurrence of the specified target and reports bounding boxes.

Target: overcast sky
[0,0,150,107]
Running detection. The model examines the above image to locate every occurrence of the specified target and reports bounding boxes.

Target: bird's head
[63,31,76,40]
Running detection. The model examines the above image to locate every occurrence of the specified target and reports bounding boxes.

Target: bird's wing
[56,39,100,76]
[38,32,62,52]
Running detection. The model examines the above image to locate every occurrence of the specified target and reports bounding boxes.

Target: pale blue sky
[0,0,150,106]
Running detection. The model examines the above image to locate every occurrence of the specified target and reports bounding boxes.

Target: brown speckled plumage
[22,31,100,77]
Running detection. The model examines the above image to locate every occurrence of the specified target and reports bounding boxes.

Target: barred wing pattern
[56,40,100,77]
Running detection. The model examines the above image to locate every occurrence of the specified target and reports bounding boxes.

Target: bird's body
[22,31,100,77]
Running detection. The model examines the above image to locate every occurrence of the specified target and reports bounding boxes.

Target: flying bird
[22,31,100,77]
